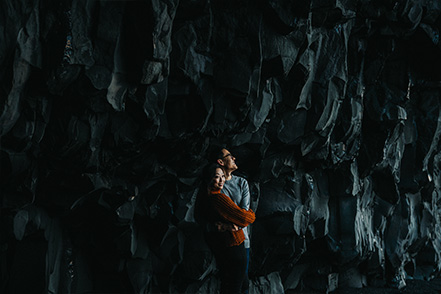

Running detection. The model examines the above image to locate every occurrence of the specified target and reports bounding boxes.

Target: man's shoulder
[231,174,249,186]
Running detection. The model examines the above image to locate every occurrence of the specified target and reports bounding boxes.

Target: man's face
[219,149,238,172]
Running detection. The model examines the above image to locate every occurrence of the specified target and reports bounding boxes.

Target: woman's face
[211,168,225,190]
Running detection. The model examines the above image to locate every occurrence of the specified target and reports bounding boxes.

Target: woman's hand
[231,224,240,231]
[215,221,241,232]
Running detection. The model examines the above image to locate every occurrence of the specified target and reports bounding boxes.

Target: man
[215,147,251,293]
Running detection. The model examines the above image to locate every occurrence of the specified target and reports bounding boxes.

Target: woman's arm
[211,191,256,227]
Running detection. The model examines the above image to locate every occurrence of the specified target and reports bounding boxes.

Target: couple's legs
[215,243,247,294]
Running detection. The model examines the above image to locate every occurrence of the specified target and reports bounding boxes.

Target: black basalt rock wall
[2,0,441,293]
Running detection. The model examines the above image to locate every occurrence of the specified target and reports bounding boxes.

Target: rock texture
[1,0,441,293]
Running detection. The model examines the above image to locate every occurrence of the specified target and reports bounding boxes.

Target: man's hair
[208,144,227,163]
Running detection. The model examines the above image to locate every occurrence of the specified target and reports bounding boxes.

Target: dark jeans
[212,242,248,294]
[244,247,250,294]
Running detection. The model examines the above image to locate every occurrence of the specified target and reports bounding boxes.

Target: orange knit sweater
[209,190,256,247]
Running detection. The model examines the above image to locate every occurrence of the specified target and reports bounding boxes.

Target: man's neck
[224,170,233,181]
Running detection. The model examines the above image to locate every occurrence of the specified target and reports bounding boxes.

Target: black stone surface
[1,0,441,293]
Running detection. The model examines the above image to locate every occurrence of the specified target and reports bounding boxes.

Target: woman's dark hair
[194,163,223,224]
[201,163,223,187]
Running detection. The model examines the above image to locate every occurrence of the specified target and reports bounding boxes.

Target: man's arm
[240,178,250,210]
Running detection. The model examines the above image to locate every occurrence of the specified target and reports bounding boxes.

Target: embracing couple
[201,147,256,294]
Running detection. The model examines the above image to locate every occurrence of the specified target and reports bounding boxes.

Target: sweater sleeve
[211,191,256,227]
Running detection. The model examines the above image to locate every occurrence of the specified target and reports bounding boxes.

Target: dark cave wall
[1,0,441,293]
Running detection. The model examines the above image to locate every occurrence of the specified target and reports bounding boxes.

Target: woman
[204,165,255,294]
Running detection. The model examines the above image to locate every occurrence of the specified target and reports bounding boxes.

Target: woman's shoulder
[210,190,231,201]
[209,190,224,197]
